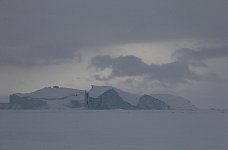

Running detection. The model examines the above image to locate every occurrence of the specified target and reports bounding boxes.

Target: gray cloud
[0,42,81,66]
[174,47,228,63]
[91,55,151,77]
[90,55,220,85]
[1,0,228,66]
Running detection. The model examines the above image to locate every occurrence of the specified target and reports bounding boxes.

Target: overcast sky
[0,0,228,108]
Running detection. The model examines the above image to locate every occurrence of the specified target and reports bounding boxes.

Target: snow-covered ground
[0,110,228,150]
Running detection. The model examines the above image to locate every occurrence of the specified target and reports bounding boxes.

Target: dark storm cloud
[1,0,228,66]
[90,55,220,85]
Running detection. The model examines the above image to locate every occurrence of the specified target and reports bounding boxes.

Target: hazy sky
[0,0,228,108]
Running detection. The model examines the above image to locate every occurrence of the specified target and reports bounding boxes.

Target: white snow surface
[15,87,85,99]
[89,85,140,105]
[151,94,197,110]
[0,110,228,150]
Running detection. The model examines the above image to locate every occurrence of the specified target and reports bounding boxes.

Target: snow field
[0,110,228,150]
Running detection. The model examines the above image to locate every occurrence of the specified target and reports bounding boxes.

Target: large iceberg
[9,94,48,109]
[151,94,197,110]
[88,86,171,110]
[4,85,197,110]
[88,89,135,109]
[137,95,170,110]
[9,86,87,109]
[88,85,141,109]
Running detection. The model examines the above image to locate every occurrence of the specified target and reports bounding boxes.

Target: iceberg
[151,94,197,110]
[137,95,170,110]
[3,85,197,110]
[9,86,87,110]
